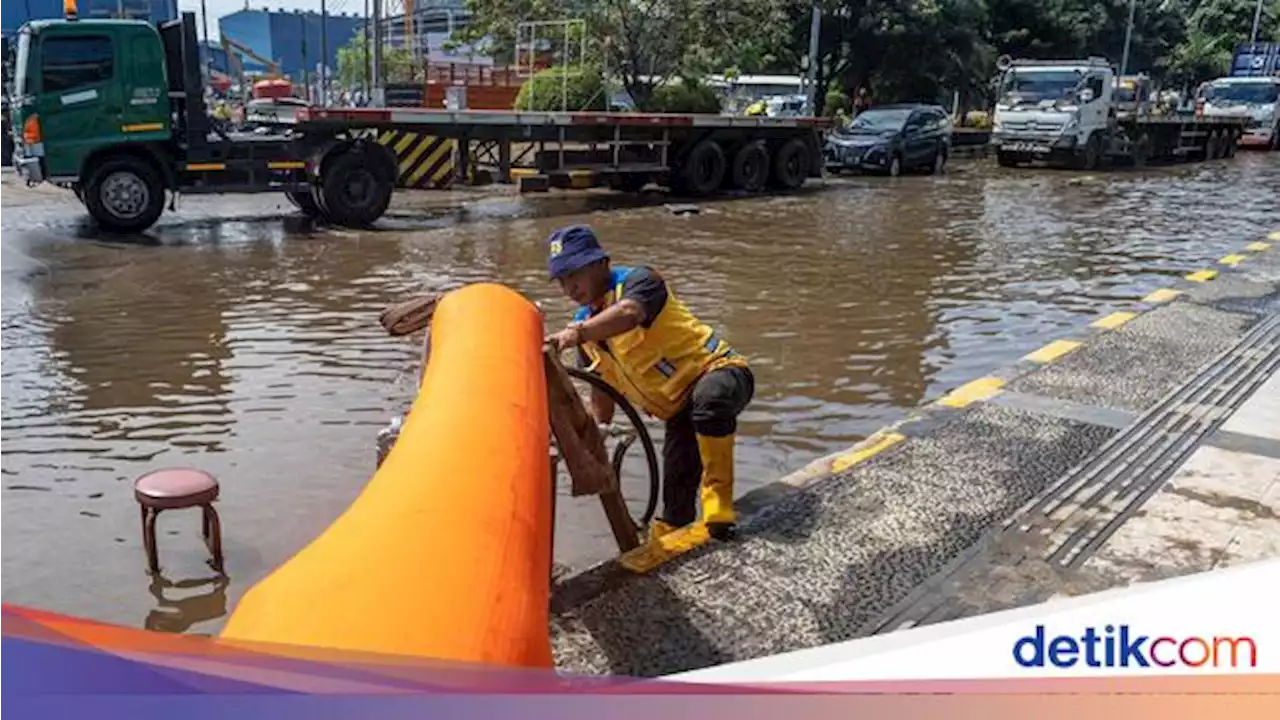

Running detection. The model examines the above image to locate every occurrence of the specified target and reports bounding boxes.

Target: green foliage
[462,0,1280,116]
[513,65,607,111]
[336,34,416,89]
[822,90,850,117]
[649,79,723,114]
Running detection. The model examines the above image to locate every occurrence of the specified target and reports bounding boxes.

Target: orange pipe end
[219,283,553,667]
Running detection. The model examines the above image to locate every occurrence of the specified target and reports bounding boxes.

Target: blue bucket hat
[547,225,609,280]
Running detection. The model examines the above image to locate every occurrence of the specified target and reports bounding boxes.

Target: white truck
[1195,76,1280,151]
[991,57,1247,169]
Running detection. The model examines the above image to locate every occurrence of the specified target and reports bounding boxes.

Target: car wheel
[887,154,902,177]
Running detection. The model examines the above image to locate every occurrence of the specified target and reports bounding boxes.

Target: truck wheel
[679,139,727,196]
[729,141,770,192]
[769,137,809,190]
[83,155,166,233]
[320,149,393,227]
[1204,132,1221,160]
[286,190,326,218]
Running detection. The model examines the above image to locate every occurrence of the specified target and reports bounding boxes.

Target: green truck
[8,11,399,233]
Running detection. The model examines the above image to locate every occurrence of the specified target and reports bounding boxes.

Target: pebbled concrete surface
[551,405,1113,676]
[1005,302,1252,413]
[550,239,1280,677]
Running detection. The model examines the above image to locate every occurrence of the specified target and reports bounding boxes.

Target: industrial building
[219,7,363,81]
[2,0,175,37]
[373,0,489,65]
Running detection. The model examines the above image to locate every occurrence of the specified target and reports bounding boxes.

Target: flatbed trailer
[8,11,829,234]
[997,113,1249,169]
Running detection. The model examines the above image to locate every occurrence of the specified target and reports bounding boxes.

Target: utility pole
[1119,0,1137,78]
[1249,0,1264,47]
[320,1,329,106]
[372,0,384,106]
[364,0,371,100]
[805,1,821,116]
[200,0,210,80]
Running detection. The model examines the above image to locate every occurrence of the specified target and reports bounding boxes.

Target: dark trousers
[661,366,755,527]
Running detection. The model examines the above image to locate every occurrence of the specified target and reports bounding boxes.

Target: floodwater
[3,152,1279,635]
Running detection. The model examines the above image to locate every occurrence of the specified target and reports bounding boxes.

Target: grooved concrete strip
[550,406,1114,676]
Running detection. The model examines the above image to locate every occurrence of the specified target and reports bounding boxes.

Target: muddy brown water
[3,153,1278,635]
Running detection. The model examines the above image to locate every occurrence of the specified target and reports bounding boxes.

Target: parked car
[824,103,952,176]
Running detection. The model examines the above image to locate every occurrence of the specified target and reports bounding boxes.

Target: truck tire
[769,137,809,190]
[320,149,393,227]
[729,141,770,192]
[286,190,326,218]
[679,139,727,196]
[1204,132,1221,160]
[83,154,166,233]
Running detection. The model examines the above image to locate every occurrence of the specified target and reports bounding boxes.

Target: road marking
[121,122,163,133]
[1246,242,1271,252]
[1219,254,1247,266]
[1269,231,1280,241]
[1091,311,1137,330]
[830,432,906,474]
[1143,288,1183,304]
[186,163,225,171]
[938,377,1006,408]
[267,161,305,170]
[1023,339,1083,364]
[618,523,711,573]
[1185,269,1218,282]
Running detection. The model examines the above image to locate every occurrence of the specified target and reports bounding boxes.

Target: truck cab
[9,18,171,187]
[1195,76,1280,151]
[991,57,1114,168]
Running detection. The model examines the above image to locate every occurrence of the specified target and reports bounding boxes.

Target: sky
[179,0,373,43]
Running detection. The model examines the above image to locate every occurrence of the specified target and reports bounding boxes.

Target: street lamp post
[1119,0,1137,78]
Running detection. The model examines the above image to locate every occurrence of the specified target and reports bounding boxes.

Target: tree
[336,34,417,90]
[456,0,792,110]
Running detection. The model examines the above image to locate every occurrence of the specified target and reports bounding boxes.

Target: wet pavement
[549,233,1279,677]
[3,153,1280,637]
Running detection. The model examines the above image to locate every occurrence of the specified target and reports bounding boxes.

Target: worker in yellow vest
[545,225,754,543]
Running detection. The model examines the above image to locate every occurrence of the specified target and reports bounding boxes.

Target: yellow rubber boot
[696,434,737,540]
[648,519,679,542]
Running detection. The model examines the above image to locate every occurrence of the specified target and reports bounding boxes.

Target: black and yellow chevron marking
[376,130,456,190]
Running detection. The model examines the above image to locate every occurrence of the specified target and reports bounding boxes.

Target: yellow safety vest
[577,267,747,420]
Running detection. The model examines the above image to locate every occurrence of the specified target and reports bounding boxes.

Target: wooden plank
[542,348,640,553]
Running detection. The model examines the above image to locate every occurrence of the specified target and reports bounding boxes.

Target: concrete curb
[549,230,1278,610]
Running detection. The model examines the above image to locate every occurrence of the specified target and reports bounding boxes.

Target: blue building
[2,0,177,37]
[219,8,362,82]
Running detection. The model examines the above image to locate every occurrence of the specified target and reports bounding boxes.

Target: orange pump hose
[219,283,553,667]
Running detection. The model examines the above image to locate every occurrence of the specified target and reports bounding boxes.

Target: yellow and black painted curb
[607,232,1278,577]
[373,129,456,190]
[511,167,600,192]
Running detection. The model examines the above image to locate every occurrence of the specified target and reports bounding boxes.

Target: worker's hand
[547,325,584,352]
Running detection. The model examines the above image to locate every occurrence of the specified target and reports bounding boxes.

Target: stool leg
[203,504,224,573]
[143,508,160,574]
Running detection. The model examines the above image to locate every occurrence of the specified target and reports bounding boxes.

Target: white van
[1196,76,1280,150]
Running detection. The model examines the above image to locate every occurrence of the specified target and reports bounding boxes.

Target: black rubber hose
[565,367,661,527]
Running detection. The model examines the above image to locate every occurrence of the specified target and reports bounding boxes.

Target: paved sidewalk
[549,234,1279,677]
